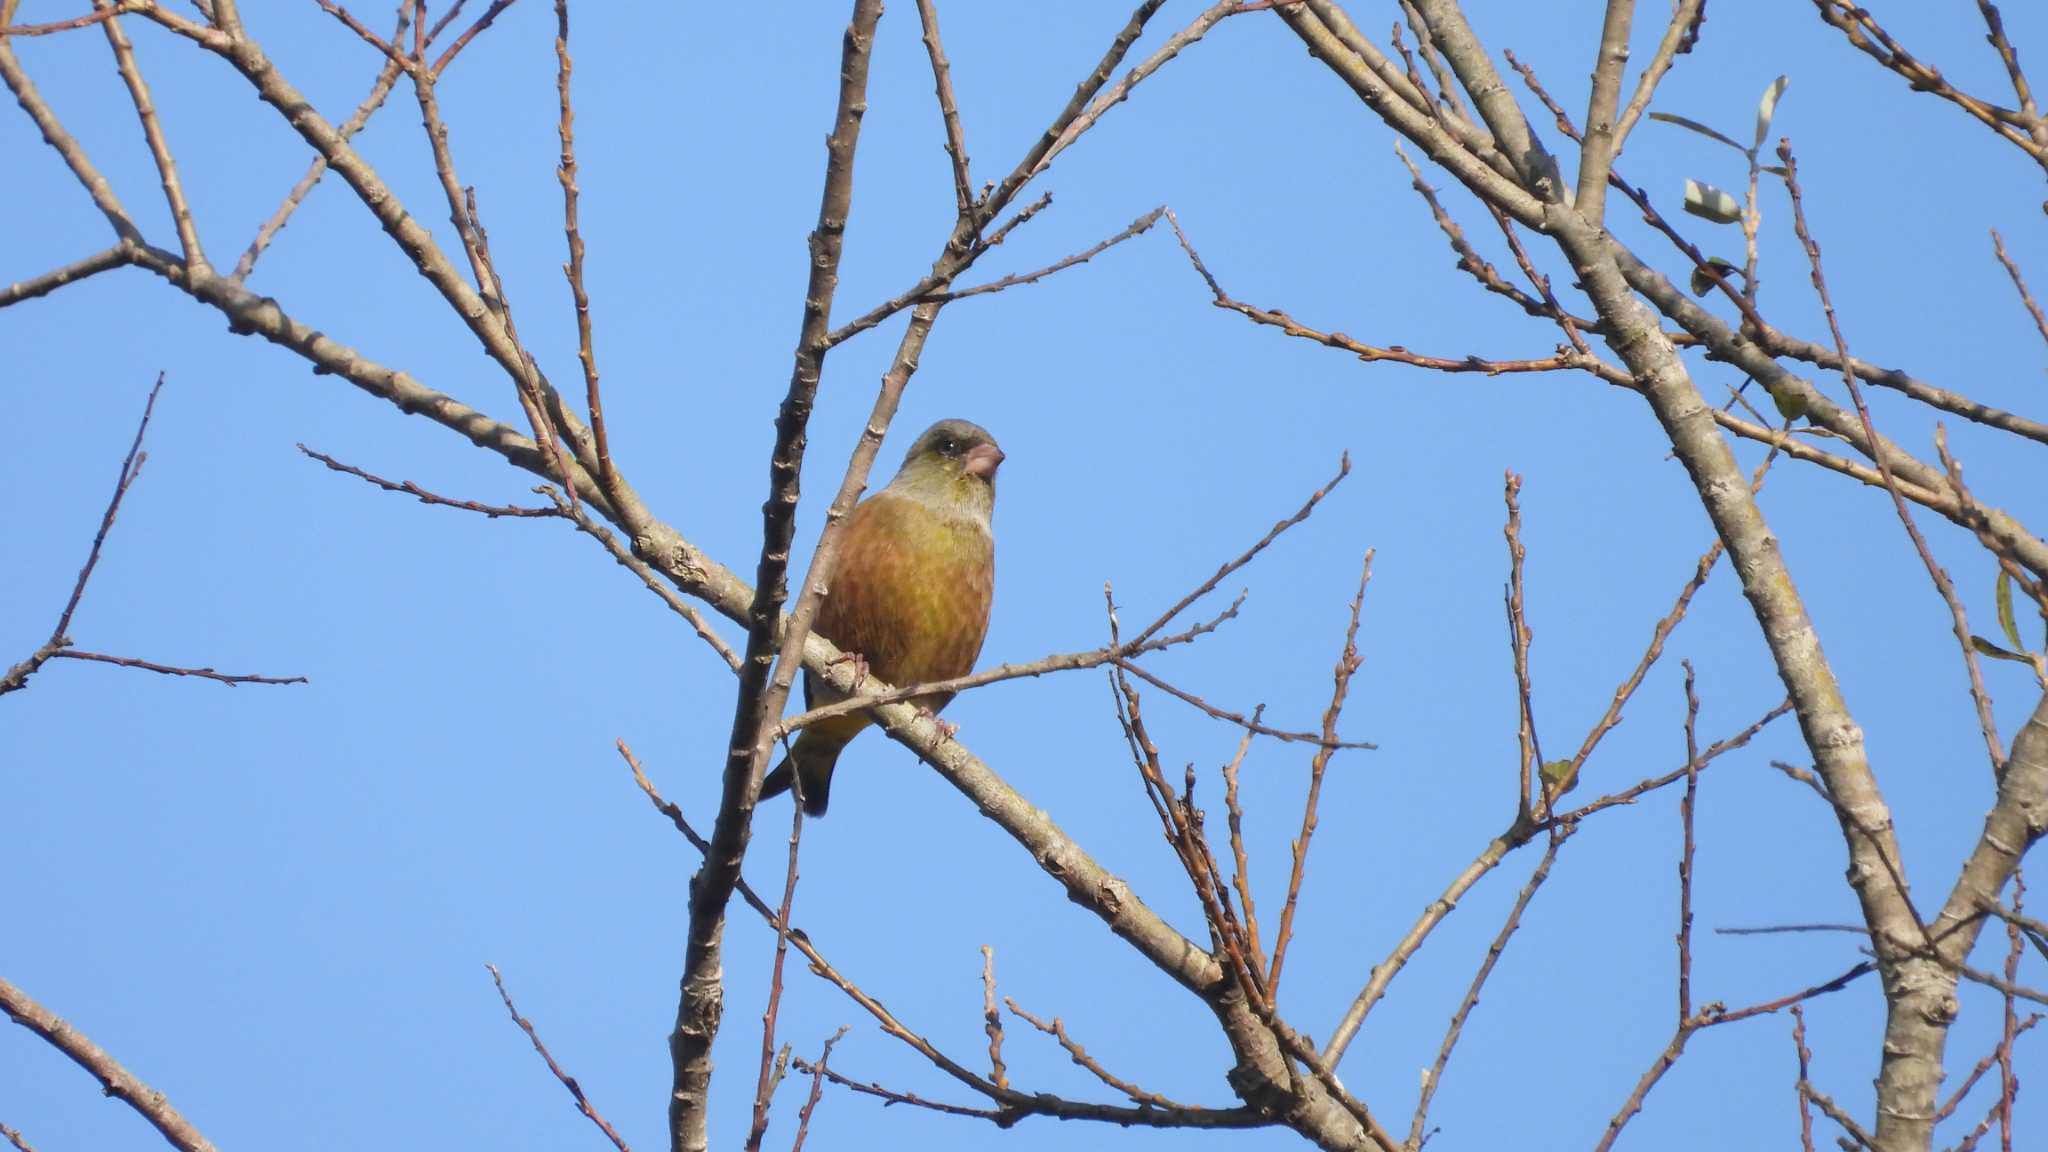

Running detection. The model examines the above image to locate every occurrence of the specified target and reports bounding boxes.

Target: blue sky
[6,2,2047,1149]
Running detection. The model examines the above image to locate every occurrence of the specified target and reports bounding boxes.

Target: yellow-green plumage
[760,419,1002,815]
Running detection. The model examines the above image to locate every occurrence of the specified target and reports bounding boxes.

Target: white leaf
[1682,178,1743,225]
[1754,75,1789,150]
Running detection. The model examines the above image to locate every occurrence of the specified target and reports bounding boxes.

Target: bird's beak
[964,443,1005,479]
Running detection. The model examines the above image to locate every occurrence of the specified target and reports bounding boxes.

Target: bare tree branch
[0,975,219,1152]
[1268,550,1371,997]
[673,7,885,1146]
[1779,140,2005,775]
[0,243,137,307]
[486,964,632,1152]
[300,443,558,518]
[1992,228,2048,353]
[231,4,411,281]
[96,0,206,270]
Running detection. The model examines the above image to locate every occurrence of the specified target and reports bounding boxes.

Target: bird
[759,418,1003,816]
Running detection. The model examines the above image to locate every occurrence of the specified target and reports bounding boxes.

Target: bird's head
[884,418,1004,524]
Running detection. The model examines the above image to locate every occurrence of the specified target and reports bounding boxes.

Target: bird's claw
[829,651,870,692]
[915,704,958,739]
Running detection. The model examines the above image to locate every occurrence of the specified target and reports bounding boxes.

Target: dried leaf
[1649,111,1748,154]
[1971,635,2033,664]
[1998,569,2022,652]
[1753,75,1789,150]
[1683,177,1743,225]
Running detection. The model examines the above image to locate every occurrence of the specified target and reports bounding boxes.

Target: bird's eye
[939,437,959,455]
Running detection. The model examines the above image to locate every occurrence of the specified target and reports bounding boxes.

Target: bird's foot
[915,704,958,739]
[828,651,870,692]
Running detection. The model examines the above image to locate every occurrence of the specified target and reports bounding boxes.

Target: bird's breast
[816,493,994,690]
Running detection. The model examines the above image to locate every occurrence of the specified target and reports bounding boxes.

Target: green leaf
[1997,569,2023,652]
[1766,381,1809,421]
[1539,759,1579,795]
[1690,257,1739,296]
[1971,635,2033,664]
[1760,165,1792,177]
[1683,178,1743,225]
[1648,111,1748,154]
[1753,75,1790,150]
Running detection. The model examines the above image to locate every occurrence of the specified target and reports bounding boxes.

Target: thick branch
[674,8,885,1151]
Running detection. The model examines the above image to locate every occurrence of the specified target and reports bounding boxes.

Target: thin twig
[1992,229,2048,353]
[1,377,302,694]
[1221,716,1267,976]
[1112,657,1269,1017]
[1805,1082,1879,1151]
[1792,1006,1817,1152]
[1595,963,1874,1151]
[1781,140,2004,775]
[789,1062,1007,1122]
[1391,144,1557,325]
[1979,0,2045,152]
[789,1027,849,1152]
[1172,207,1602,378]
[0,10,147,244]
[1029,0,1243,180]
[553,0,617,509]
[1321,698,1789,1068]
[1,244,137,307]
[818,191,1055,350]
[1115,659,1374,749]
[1678,661,1700,1023]
[1504,47,1583,142]
[312,0,404,62]
[462,183,580,517]
[233,5,410,281]
[2,6,128,35]
[1938,1014,2041,1123]
[1813,0,2048,173]
[542,489,742,672]
[1611,0,1705,155]
[780,591,1243,735]
[1998,870,2025,1152]
[485,964,632,1152]
[1128,443,1350,648]
[825,0,1189,349]
[300,444,557,517]
[913,0,974,221]
[97,0,206,269]
[745,779,808,1152]
[1268,549,1372,996]
[1408,825,1571,1149]
[57,373,160,640]
[980,946,1007,1090]
[1551,699,1793,826]
[939,206,1164,300]
[1503,473,1543,817]
[623,742,1266,1131]
[427,0,517,79]
[1006,999,1195,1110]
[52,650,307,686]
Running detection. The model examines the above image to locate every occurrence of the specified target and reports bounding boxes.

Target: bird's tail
[759,733,844,817]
